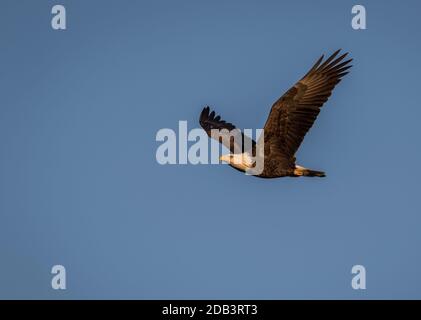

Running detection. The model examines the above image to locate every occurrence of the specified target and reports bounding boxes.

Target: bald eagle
[199,50,352,178]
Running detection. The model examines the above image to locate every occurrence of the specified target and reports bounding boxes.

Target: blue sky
[0,0,420,299]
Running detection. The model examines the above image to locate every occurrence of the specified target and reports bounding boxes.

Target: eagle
[199,49,352,178]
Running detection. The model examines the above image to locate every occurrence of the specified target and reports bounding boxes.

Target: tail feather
[294,166,326,177]
[304,169,326,177]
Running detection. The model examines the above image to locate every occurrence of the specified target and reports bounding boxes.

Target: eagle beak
[219,155,230,163]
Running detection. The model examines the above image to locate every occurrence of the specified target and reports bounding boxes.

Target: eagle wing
[199,106,256,154]
[261,49,352,161]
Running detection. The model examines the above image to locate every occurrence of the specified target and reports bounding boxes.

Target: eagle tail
[304,169,326,177]
[294,166,326,177]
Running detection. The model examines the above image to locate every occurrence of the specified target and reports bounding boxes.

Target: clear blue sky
[1,0,420,299]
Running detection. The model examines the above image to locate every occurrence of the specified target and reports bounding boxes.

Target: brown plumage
[199,50,352,178]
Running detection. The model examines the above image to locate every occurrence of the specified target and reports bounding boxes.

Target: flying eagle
[199,49,352,178]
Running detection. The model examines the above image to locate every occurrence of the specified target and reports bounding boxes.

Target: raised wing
[199,106,256,154]
[262,49,352,159]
